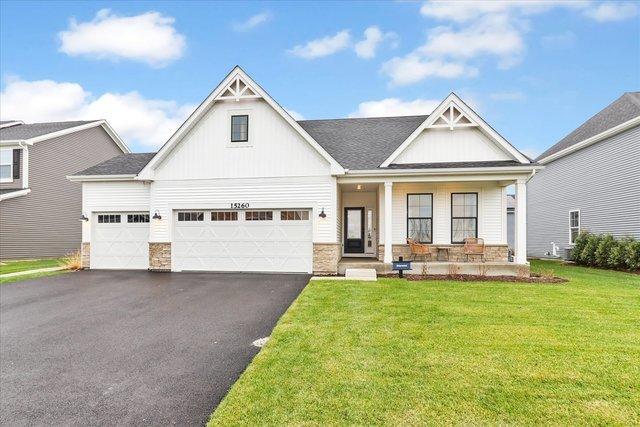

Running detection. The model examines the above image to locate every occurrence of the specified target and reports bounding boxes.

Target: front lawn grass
[209,260,640,425]
[0,258,64,275]
[0,269,69,285]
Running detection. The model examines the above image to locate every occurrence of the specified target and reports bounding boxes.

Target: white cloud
[0,77,193,148]
[288,30,351,59]
[58,9,186,67]
[541,30,577,48]
[420,1,588,22]
[286,109,305,120]
[232,12,271,32]
[583,2,638,22]
[354,26,398,59]
[489,91,525,101]
[419,14,526,69]
[381,54,478,86]
[349,98,440,118]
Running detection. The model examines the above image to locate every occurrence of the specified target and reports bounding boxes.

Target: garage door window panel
[245,211,273,221]
[212,211,238,221]
[98,214,121,223]
[178,212,204,222]
[127,214,150,223]
[281,210,309,221]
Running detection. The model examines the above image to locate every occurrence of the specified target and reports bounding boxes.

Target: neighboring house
[0,120,129,259]
[528,92,640,259]
[69,66,540,275]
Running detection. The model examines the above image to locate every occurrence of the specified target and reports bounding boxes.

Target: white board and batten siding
[153,99,331,180]
[394,128,512,164]
[528,125,640,258]
[378,182,506,245]
[148,96,339,246]
[81,181,151,242]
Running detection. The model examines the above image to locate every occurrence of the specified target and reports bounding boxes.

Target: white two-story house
[69,66,540,276]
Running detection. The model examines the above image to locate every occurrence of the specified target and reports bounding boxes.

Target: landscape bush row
[571,232,640,271]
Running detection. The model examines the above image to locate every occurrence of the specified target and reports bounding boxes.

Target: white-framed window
[569,210,580,244]
[0,149,13,183]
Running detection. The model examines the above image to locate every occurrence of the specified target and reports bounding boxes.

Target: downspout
[18,141,29,189]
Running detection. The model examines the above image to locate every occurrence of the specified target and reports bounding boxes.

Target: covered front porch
[335,171,530,276]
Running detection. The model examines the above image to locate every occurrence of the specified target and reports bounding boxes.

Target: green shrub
[595,235,616,268]
[580,234,601,266]
[624,239,640,271]
[571,232,590,262]
[608,241,627,269]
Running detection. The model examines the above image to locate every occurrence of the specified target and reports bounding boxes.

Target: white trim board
[137,66,345,180]
[380,93,531,167]
[0,188,31,201]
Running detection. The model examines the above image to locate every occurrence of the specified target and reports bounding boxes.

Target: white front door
[91,213,150,269]
[172,209,312,273]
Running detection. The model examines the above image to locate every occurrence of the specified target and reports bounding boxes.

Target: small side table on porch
[435,246,450,261]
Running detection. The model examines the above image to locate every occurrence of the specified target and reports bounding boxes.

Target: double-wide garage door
[173,209,312,273]
[91,212,149,270]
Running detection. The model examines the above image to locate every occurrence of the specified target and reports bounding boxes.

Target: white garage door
[173,209,312,273]
[91,213,150,270]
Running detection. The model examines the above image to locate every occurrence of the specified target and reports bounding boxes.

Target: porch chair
[407,239,435,261]
[463,237,485,262]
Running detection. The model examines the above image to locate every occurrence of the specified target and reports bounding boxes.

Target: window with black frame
[231,115,248,142]
[451,193,477,243]
[407,194,433,243]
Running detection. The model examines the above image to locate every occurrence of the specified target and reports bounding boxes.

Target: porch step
[345,268,377,281]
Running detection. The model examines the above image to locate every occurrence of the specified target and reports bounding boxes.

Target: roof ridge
[297,114,429,123]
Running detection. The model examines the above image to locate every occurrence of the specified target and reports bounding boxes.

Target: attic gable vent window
[231,115,249,142]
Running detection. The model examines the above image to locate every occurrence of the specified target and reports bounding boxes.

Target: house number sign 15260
[230,203,250,209]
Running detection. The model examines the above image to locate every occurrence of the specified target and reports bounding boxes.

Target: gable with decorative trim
[138,67,344,180]
[154,97,332,180]
[381,94,530,167]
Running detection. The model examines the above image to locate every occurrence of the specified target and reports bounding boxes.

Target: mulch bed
[380,273,568,283]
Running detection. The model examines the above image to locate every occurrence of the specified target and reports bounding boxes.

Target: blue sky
[1,1,638,157]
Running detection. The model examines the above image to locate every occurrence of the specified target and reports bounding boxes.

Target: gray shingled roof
[298,115,427,170]
[0,121,98,140]
[385,160,528,169]
[74,153,156,176]
[537,92,640,161]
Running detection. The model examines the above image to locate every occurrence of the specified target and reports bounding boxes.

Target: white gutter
[538,116,640,164]
[18,141,29,188]
[66,174,138,182]
[0,188,31,201]
[344,164,544,177]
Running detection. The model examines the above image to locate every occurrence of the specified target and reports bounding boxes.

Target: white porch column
[384,181,393,263]
[515,179,528,264]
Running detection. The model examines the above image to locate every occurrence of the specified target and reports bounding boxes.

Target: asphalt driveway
[0,270,309,425]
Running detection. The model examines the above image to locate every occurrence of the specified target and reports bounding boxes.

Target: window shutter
[12,149,20,179]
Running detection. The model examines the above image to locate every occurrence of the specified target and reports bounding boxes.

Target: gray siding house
[0,120,129,259]
[528,92,640,259]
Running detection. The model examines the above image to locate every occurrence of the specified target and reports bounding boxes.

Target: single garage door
[173,209,312,273]
[91,213,150,269]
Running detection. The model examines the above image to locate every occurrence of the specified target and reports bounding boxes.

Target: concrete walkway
[0,266,65,278]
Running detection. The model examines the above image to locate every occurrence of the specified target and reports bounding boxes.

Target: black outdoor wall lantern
[152,210,162,220]
[319,207,327,218]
